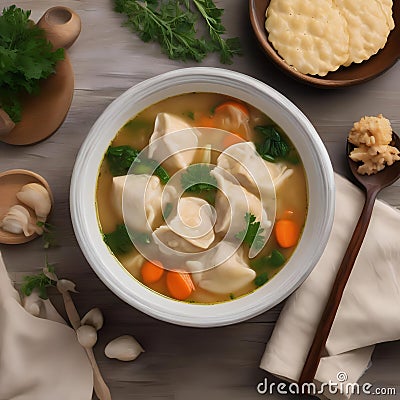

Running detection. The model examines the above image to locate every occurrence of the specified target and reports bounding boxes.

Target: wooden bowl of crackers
[249,0,400,88]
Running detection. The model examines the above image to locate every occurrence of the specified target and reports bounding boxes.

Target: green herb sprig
[235,212,265,250]
[21,262,57,299]
[0,6,65,122]
[114,0,241,64]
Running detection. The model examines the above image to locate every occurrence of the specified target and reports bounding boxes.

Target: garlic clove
[56,279,77,294]
[76,325,98,348]
[16,183,52,222]
[104,335,144,362]
[81,307,104,331]
[0,205,37,237]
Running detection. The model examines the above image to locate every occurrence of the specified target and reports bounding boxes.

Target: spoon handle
[298,187,379,386]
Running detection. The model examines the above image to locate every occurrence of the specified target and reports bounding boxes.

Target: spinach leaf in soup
[106,145,170,183]
[255,125,290,162]
[103,224,151,254]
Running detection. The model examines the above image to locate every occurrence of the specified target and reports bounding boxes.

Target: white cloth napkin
[260,173,400,399]
[0,252,93,400]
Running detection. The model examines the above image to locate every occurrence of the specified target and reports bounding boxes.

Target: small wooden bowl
[249,0,400,88]
[0,169,53,245]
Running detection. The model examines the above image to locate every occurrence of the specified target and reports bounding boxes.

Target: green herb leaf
[114,0,241,64]
[106,145,139,176]
[250,249,286,271]
[163,202,173,220]
[21,262,57,299]
[254,272,268,287]
[104,224,150,254]
[106,145,170,183]
[36,221,56,248]
[235,212,265,250]
[255,125,290,162]
[0,6,65,122]
[181,164,217,192]
[192,0,242,64]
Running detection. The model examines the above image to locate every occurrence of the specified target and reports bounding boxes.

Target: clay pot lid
[0,169,53,245]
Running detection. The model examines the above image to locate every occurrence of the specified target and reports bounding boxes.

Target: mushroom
[104,335,144,362]
[76,325,98,348]
[16,183,52,222]
[56,279,77,294]
[81,308,104,331]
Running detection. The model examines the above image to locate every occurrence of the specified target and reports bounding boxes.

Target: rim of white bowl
[70,67,335,327]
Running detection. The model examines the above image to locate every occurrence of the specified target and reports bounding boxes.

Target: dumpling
[210,167,271,236]
[264,161,294,191]
[0,205,38,237]
[188,243,256,294]
[148,113,199,171]
[216,141,275,199]
[111,174,162,232]
[168,197,215,249]
[152,197,216,264]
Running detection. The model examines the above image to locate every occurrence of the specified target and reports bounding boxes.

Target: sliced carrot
[214,101,250,118]
[197,115,215,128]
[275,219,300,248]
[141,260,164,284]
[166,271,194,300]
[221,132,246,149]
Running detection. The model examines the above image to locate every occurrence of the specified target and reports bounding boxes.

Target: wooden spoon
[0,7,81,145]
[299,132,400,385]
[0,169,53,245]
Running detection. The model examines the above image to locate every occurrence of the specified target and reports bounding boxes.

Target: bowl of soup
[70,67,334,327]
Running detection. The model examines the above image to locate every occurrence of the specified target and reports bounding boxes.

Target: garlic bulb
[76,325,98,348]
[81,307,104,331]
[16,183,52,222]
[104,335,144,362]
[0,205,38,236]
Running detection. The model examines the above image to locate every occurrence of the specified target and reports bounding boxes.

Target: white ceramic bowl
[70,67,335,327]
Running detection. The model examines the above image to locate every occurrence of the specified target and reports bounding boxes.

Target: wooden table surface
[1,1,399,399]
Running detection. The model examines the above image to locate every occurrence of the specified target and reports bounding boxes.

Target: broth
[96,93,308,303]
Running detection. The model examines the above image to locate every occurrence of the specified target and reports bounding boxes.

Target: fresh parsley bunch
[114,0,242,64]
[0,6,65,122]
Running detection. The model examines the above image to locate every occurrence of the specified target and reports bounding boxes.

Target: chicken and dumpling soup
[96,93,307,303]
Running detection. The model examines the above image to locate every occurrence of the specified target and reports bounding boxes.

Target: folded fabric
[0,252,93,400]
[260,173,400,399]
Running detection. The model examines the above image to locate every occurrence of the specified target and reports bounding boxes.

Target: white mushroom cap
[104,335,144,362]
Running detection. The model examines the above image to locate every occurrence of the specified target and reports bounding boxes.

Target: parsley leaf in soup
[181,164,217,193]
[0,6,65,122]
[235,212,266,250]
[254,272,268,287]
[255,125,290,162]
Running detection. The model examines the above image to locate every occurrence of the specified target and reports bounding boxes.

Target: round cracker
[265,0,349,76]
[378,0,395,31]
[334,0,391,66]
